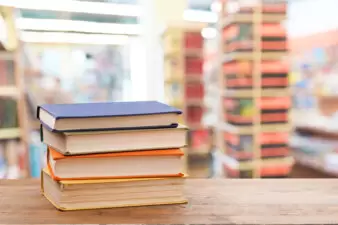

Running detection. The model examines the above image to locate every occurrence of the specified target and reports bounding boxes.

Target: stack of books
[37,101,188,211]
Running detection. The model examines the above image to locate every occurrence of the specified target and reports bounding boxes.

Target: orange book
[47,147,184,181]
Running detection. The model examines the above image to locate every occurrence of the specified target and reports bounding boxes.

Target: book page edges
[64,124,188,135]
[49,146,185,160]
[44,167,186,184]
[42,192,187,211]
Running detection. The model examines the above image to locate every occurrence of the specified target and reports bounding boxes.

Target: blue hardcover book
[37,101,182,132]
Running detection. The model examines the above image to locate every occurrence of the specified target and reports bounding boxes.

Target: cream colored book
[41,125,188,155]
[41,168,187,211]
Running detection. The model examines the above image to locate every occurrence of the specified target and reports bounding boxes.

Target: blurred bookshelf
[162,24,212,178]
[290,29,338,177]
[214,0,293,178]
[0,6,30,179]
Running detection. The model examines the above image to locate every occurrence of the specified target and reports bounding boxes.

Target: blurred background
[0,0,337,179]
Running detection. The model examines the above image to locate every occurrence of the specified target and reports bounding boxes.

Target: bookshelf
[217,0,293,178]
[162,24,212,177]
[288,29,338,177]
[0,6,29,179]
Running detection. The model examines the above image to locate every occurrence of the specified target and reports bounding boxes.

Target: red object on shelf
[187,106,203,124]
[227,147,289,160]
[185,83,204,99]
[224,132,289,146]
[190,129,209,149]
[185,58,203,74]
[184,32,203,49]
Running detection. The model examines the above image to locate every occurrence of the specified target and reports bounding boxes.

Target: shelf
[168,100,183,108]
[222,14,287,28]
[186,99,204,107]
[219,122,291,134]
[222,154,294,170]
[164,49,203,59]
[188,148,210,156]
[0,52,15,60]
[186,75,203,82]
[185,49,203,58]
[291,109,338,134]
[188,123,205,130]
[0,128,21,140]
[292,150,338,177]
[222,52,286,62]
[0,86,19,98]
[223,88,290,98]
[165,77,184,83]
[216,0,290,178]
[165,75,203,83]
[28,119,40,130]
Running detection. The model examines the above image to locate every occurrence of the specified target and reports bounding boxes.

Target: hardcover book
[224,132,289,160]
[37,101,182,132]
[40,125,188,155]
[224,97,290,126]
[223,60,289,89]
[222,155,294,178]
[47,147,185,181]
[41,168,187,211]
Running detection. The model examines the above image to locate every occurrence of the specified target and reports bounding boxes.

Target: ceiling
[18,0,214,25]
[20,9,138,24]
[188,0,214,10]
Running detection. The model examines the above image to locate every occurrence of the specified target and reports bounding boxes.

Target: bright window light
[20,31,130,45]
[0,0,141,16]
[183,9,218,23]
[211,1,222,13]
[16,18,141,35]
[201,27,217,39]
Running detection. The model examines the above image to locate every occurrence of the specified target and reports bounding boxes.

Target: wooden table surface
[1,179,338,224]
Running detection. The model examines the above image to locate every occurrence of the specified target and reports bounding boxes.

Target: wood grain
[1,179,338,224]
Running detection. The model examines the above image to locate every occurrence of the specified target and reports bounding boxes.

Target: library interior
[1,0,338,222]
[0,0,337,180]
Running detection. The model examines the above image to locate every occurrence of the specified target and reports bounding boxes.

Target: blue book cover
[37,101,182,132]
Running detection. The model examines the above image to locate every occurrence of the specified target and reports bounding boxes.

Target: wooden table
[1,179,338,224]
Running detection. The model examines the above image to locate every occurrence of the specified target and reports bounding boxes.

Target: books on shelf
[222,154,294,178]
[163,27,210,179]
[224,97,290,126]
[225,132,289,161]
[217,0,291,178]
[223,23,287,53]
[38,101,188,211]
[223,61,288,89]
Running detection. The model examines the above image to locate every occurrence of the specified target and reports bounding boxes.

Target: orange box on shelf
[185,83,204,99]
[184,32,203,50]
[186,106,204,124]
[185,57,203,74]
[224,132,289,160]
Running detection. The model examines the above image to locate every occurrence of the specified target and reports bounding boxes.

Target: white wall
[287,0,338,38]
[129,0,164,102]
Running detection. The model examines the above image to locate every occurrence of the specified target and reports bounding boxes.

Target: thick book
[37,101,182,132]
[47,146,185,180]
[41,125,187,155]
[41,168,187,211]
